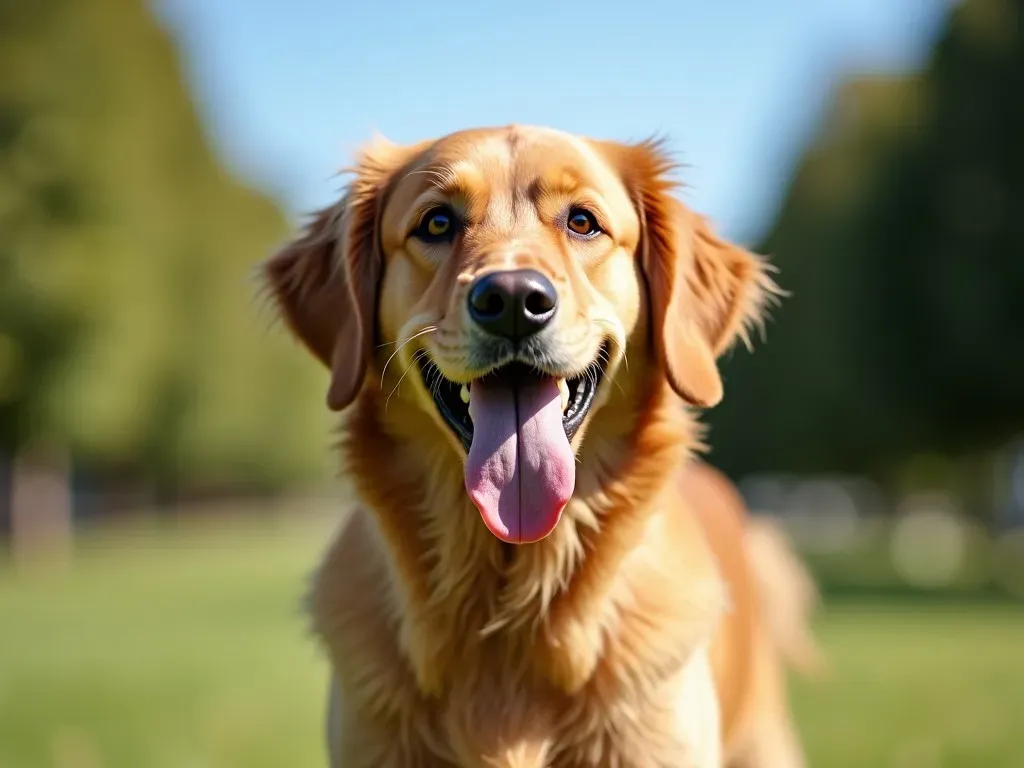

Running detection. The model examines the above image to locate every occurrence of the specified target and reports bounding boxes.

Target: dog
[263,125,821,767]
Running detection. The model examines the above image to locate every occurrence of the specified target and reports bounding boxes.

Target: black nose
[467,269,558,341]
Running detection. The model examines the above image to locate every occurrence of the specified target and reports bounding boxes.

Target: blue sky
[153,0,949,242]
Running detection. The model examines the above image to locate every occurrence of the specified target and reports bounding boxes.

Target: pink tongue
[465,377,575,544]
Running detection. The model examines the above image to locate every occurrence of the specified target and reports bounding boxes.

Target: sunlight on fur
[263,125,819,768]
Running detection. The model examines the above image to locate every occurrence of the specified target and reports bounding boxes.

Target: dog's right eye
[566,208,602,239]
[413,207,459,243]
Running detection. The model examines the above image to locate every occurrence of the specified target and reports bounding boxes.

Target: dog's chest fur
[307,392,725,766]
[312,500,725,768]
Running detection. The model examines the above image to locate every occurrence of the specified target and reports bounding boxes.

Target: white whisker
[428,362,445,401]
[593,319,628,373]
[380,326,437,388]
[386,348,428,410]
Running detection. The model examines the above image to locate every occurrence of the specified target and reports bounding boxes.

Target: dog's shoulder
[309,509,419,700]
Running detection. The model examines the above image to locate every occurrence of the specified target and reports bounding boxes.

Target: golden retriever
[263,125,821,767]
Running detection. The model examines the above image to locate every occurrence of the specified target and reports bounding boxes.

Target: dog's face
[265,126,775,545]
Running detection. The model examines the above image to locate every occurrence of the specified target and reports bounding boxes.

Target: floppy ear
[623,142,780,407]
[262,140,412,411]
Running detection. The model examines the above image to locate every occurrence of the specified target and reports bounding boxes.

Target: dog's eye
[414,207,457,243]
[567,208,600,238]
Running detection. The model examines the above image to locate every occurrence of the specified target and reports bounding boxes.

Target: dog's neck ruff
[340,376,703,696]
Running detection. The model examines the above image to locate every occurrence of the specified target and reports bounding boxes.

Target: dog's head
[264,126,777,544]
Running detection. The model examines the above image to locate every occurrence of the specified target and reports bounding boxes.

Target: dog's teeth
[558,379,570,413]
[460,385,470,404]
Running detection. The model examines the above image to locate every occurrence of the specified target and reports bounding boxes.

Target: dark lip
[417,342,610,452]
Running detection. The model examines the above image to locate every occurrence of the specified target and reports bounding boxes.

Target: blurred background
[1,0,1022,766]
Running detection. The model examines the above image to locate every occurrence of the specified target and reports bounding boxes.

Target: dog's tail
[745,515,826,677]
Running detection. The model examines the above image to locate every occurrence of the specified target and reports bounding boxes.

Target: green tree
[1,0,333,501]
[708,0,1024,482]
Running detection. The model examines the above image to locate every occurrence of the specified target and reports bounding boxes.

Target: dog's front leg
[325,678,349,767]
[479,740,552,768]
[325,679,456,768]
[671,647,723,768]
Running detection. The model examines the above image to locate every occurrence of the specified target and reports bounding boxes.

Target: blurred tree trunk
[9,441,73,574]
[0,452,11,545]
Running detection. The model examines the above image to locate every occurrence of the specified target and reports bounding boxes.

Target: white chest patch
[672,645,722,768]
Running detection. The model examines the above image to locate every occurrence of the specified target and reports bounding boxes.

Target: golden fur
[263,125,820,767]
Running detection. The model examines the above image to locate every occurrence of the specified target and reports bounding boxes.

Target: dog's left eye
[567,208,601,238]
[414,206,458,243]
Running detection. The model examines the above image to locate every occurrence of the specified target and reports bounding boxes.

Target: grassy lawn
[791,601,1024,767]
[1,514,1022,768]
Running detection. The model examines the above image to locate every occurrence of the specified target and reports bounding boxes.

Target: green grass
[1,515,1023,768]
[792,601,1024,768]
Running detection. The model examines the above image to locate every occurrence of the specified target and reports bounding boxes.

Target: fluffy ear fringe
[604,137,784,406]
[259,135,423,411]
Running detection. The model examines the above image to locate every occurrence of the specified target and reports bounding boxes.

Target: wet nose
[467,269,558,341]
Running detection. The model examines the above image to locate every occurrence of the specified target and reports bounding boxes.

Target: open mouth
[417,342,610,453]
[416,342,610,545]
